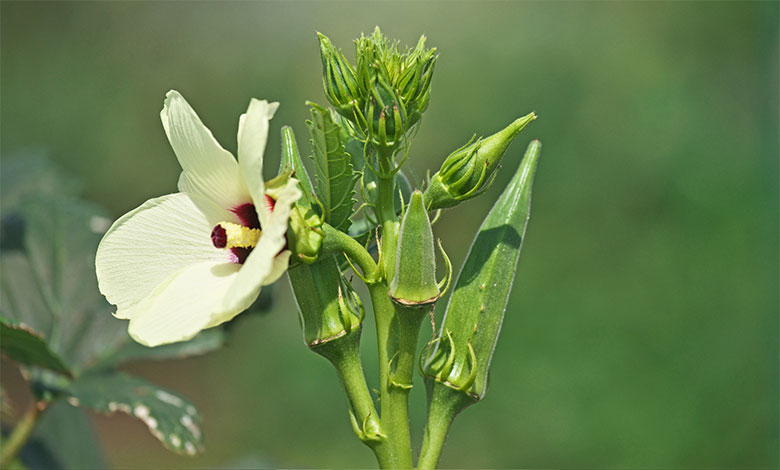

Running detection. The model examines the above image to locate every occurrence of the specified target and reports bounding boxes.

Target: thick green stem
[317,329,388,466]
[383,304,426,468]
[0,400,46,467]
[369,283,413,469]
[323,172,420,468]
[417,383,472,470]
[417,403,452,469]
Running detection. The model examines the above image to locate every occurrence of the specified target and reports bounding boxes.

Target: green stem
[319,330,389,466]
[417,382,474,469]
[0,400,47,467]
[321,223,378,280]
[385,304,426,468]
[392,306,426,387]
[417,406,452,469]
[372,173,418,468]
[369,283,412,469]
[377,176,400,282]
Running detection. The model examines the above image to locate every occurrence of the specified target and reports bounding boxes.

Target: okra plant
[1,27,541,469]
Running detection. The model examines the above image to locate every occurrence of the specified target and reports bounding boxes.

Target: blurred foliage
[0,155,220,465]
[1,2,777,469]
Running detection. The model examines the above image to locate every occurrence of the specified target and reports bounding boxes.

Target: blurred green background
[2,1,778,468]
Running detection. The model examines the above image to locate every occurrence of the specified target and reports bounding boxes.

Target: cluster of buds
[318,27,437,169]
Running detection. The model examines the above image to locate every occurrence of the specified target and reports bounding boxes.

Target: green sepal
[421,140,541,401]
[268,165,324,264]
[424,112,537,210]
[280,126,316,205]
[389,191,440,305]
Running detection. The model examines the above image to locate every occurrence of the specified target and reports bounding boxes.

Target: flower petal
[221,176,301,313]
[96,192,236,319]
[263,250,292,286]
[237,98,279,226]
[128,261,250,346]
[161,90,251,209]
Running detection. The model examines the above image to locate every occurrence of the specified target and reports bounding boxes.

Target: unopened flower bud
[318,33,362,117]
[424,112,536,210]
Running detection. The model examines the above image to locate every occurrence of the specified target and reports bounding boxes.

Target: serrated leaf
[0,317,70,375]
[306,102,358,230]
[100,329,226,367]
[67,371,204,456]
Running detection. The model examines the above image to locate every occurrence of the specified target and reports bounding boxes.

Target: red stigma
[211,224,227,248]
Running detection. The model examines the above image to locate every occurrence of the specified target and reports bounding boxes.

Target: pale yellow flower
[96,90,300,346]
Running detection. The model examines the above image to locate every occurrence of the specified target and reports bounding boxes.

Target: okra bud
[424,113,536,211]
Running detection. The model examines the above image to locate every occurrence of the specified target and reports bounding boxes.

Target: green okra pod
[422,139,542,399]
[389,190,441,306]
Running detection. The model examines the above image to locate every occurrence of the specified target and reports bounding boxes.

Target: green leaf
[26,401,107,469]
[0,317,70,375]
[0,195,127,372]
[0,157,127,372]
[306,102,358,231]
[423,140,542,399]
[67,371,204,456]
[99,329,226,367]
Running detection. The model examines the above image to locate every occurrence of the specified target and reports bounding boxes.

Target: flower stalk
[0,400,48,468]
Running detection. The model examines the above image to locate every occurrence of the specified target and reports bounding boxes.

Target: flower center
[211,222,262,249]
[210,199,274,264]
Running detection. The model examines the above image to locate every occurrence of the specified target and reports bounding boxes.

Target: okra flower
[96,91,301,346]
